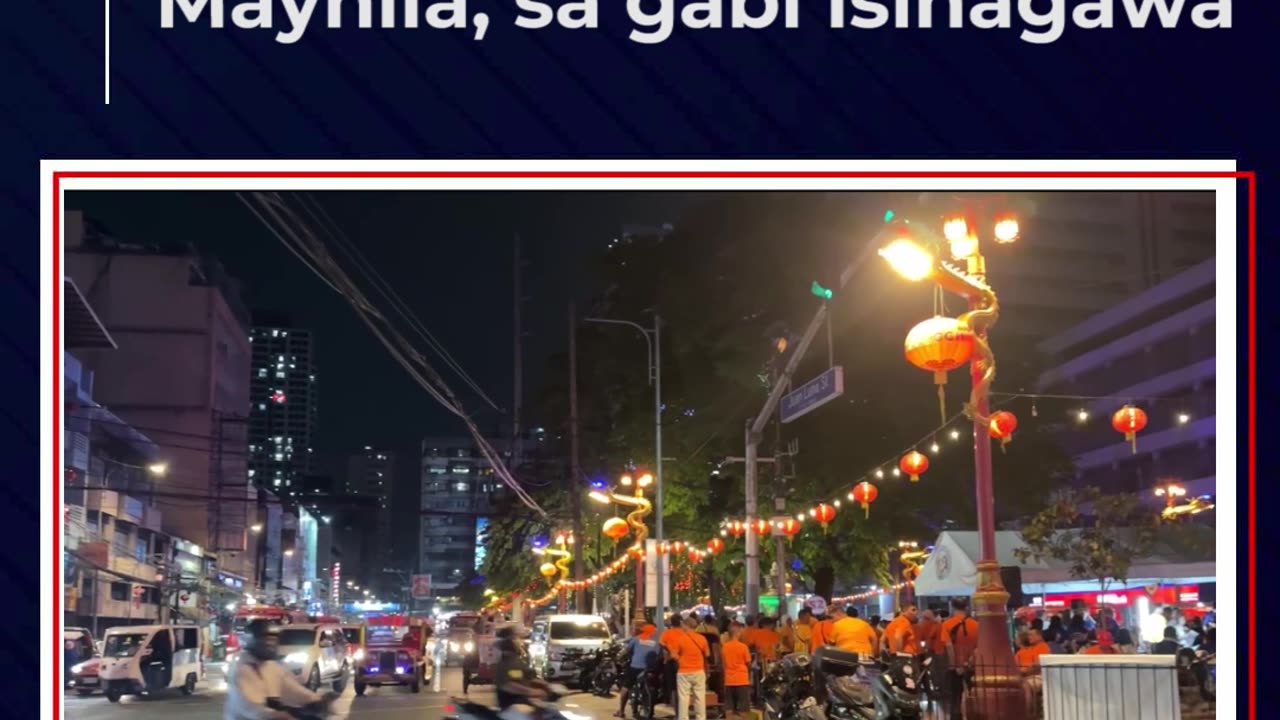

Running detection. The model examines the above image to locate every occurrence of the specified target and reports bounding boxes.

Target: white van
[98,625,203,702]
[277,623,351,692]
[527,614,614,682]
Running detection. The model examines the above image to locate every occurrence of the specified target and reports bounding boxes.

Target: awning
[913,530,1216,598]
[65,277,116,350]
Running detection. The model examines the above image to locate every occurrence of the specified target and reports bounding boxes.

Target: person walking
[663,615,711,720]
[939,598,979,719]
[721,622,752,720]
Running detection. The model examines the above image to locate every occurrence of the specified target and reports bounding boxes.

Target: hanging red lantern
[707,538,725,555]
[727,521,746,539]
[812,503,837,532]
[904,316,976,423]
[687,548,702,563]
[988,410,1018,451]
[656,541,669,555]
[670,540,686,555]
[602,517,630,542]
[900,451,929,482]
[751,518,771,536]
[779,518,801,541]
[1112,405,1148,454]
[627,544,645,560]
[851,482,879,518]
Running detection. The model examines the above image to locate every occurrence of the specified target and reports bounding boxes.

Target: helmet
[495,624,528,654]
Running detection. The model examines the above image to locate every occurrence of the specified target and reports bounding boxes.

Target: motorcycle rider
[224,619,333,720]
[615,620,660,718]
[494,625,554,715]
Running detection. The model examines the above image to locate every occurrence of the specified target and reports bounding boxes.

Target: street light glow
[588,491,611,504]
[879,238,934,282]
[993,215,1020,244]
[1177,412,1191,425]
[250,523,264,533]
[943,216,969,243]
[949,234,979,261]
[1076,409,1089,423]
[637,473,654,487]
[147,462,168,476]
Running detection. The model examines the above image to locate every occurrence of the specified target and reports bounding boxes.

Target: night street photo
[59,189,1221,720]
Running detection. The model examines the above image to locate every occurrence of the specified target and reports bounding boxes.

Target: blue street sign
[780,366,845,423]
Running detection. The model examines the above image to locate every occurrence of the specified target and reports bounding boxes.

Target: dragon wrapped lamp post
[879,208,1025,720]
[590,473,654,615]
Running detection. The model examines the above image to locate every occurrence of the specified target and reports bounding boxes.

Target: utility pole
[771,401,788,617]
[512,235,525,467]
[568,304,585,612]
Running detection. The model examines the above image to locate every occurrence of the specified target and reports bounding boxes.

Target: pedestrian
[721,622,752,720]
[884,604,919,654]
[940,598,979,719]
[616,621,660,718]
[828,606,877,657]
[916,609,941,657]
[663,615,711,720]
[793,608,814,654]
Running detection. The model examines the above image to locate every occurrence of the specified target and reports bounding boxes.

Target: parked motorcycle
[813,647,928,720]
[760,653,826,720]
[575,644,620,695]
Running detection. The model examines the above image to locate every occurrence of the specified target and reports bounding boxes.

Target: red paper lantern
[707,538,725,555]
[779,518,801,540]
[687,548,702,562]
[900,451,929,482]
[656,542,669,555]
[602,517,630,542]
[988,410,1018,450]
[726,521,746,539]
[904,316,976,422]
[1112,405,1148,453]
[627,544,645,560]
[751,519,771,536]
[851,481,879,518]
[670,541,686,555]
[811,503,837,533]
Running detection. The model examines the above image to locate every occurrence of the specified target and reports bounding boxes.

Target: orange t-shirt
[916,618,941,655]
[1082,645,1117,655]
[941,616,979,664]
[664,629,710,673]
[810,619,834,653]
[884,616,918,653]
[753,629,781,661]
[660,628,682,656]
[721,640,752,686]
[640,624,657,640]
[1016,641,1051,671]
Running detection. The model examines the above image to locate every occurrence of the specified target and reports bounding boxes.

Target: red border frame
[50,169,1256,719]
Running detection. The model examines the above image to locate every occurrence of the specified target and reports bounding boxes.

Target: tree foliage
[480,193,1075,602]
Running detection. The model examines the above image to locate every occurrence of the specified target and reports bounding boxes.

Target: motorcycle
[813,647,928,720]
[587,644,625,697]
[760,653,826,720]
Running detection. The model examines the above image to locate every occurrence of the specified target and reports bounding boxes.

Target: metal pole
[569,304,585,612]
[653,314,665,633]
[744,425,760,616]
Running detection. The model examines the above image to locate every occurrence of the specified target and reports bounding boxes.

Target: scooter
[587,644,624,696]
[814,648,928,720]
[760,653,827,720]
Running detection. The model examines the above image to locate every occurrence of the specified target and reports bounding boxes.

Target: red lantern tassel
[861,502,870,518]
[1127,431,1137,454]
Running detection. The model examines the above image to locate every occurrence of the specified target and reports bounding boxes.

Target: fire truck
[354,614,435,695]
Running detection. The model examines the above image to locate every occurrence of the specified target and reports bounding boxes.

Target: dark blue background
[3,0,1260,714]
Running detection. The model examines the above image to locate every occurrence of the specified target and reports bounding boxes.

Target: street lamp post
[584,315,666,631]
[879,209,1024,720]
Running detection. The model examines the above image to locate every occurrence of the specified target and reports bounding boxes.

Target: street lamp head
[620,474,633,487]
[993,214,1020,244]
[879,238,934,282]
[588,491,611,504]
[250,523,264,533]
[637,473,654,488]
[147,462,168,477]
[942,216,969,243]
[948,234,979,261]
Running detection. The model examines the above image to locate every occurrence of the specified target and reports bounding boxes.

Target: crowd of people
[603,597,1215,720]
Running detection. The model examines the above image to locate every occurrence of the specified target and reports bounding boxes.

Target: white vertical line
[103,0,110,104]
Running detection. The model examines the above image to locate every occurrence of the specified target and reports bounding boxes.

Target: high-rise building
[346,448,396,587]
[418,435,540,596]
[248,315,318,495]
[1036,258,1216,502]
[63,210,258,584]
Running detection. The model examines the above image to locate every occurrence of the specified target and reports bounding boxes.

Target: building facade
[248,316,318,495]
[64,210,259,585]
[418,436,538,596]
[1036,258,1216,502]
[346,448,396,588]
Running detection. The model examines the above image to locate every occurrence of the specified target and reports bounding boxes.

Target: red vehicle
[64,627,99,696]
[354,615,435,695]
[226,606,310,663]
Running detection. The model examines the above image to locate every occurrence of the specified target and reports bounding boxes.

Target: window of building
[109,582,129,601]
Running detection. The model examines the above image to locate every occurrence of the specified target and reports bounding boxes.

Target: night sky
[67,190,699,559]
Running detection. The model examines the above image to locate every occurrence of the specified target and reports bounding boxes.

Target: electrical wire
[237,192,547,517]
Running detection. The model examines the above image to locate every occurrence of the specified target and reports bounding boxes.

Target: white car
[277,624,351,692]
[527,615,613,683]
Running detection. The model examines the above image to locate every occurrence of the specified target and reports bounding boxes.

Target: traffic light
[811,281,833,300]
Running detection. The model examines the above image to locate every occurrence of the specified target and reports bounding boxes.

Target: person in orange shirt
[720,622,753,720]
[753,617,782,664]
[660,614,684,707]
[664,615,711,720]
[916,609,941,657]
[741,616,759,652]
[1081,630,1118,655]
[883,605,919,654]
[828,606,878,657]
[1016,629,1051,674]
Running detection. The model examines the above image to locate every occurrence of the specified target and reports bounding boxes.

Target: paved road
[64,667,622,720]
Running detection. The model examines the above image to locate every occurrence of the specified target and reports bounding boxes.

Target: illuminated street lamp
[1154,481,1187,509]
[879,207,1023,720]
[589,473,654,615]
[147,462,169,477]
